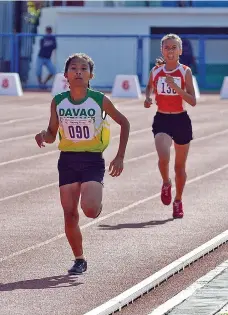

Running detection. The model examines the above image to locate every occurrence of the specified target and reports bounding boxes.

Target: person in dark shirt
[36,26,57,88]
[179,38,197,74]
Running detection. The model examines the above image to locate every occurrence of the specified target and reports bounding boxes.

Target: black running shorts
[57,152,105,187]
[152,111,193,145]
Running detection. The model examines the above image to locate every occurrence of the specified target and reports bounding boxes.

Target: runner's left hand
[35,130,46,148]
[109,156,124,177]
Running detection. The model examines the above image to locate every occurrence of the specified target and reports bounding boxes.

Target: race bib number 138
[157,76,181,95]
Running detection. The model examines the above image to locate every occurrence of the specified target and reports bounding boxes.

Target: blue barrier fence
[0,33,228,91]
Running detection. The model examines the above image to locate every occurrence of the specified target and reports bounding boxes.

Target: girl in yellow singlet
[35,53,130,275]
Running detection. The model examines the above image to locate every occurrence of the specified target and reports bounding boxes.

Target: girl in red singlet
[144,34,196,219]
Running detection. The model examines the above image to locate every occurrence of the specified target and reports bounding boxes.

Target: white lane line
[1,124,228,169]
[0,98,140,126]
[0,102,49,110]
[0,150,58,166]
[0,127,151,145]
[1,126,228,166]
[0,151,154,202]
[148,259,228,315]
[0,182,58,203]
[0,134,36,143]
[1,163,228,262]
[1,127,228,199]
[0,98,145,143]
[126,127,151,136]
[84,232,228,315]
[0,115,46,126]
[0,128,152,166]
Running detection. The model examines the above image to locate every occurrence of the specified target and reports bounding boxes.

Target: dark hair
[46,26,52,32]
[64,53,94,88]
[155,33,182,66]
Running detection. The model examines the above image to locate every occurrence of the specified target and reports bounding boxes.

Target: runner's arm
[145,70,154,100]
[41,98,59,144]
[103,96,130,158]
[169,68,196,106]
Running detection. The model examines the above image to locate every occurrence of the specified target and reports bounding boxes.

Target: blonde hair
[156,33,182,66]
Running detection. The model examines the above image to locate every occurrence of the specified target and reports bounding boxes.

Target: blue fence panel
[142,34,228,90]
[0,34,13,72]
[1,33,228,91]
[15,33,142,89]
[0,33,14,72]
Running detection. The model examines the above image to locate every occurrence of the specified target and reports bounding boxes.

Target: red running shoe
[161,180,172,205]
[173,200,184,219]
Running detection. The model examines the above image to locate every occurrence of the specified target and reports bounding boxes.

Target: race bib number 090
[61,118,95,142]
[157,76,181,95]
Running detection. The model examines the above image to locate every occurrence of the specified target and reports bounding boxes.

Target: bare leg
[80,181,103,218]
[174,142,190,201]
[37,76,42,85]
[43,74,53,85]
[59,183,84,258]
[155,133,172,183]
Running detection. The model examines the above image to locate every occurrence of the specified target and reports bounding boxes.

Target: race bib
[157,76,181,95]
[60,117,95,142]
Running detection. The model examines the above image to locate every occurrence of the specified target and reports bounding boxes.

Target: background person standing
[36,26,57,88]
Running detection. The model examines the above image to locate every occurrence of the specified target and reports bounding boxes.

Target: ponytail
[155,56,166,66]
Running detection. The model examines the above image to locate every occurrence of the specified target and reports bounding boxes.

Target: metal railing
[0,33,228,90]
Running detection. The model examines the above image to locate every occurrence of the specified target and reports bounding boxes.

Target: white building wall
[84,1,106,6]
[27,7,228,87]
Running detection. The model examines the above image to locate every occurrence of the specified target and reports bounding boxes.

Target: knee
[174,164,186,176]
[81,204,100,219]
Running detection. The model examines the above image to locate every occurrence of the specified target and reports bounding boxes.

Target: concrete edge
[83,230,228,315]
[147,260,228,315]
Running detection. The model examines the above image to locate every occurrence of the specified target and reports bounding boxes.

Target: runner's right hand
[144,97,152,108]
[35,130,46,148]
